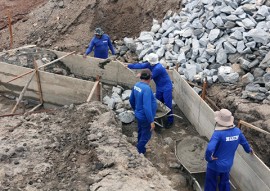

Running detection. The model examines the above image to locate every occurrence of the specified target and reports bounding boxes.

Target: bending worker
[127,53,173,128]
[204,109,253,191]
[129,69,157,154]
[83,27,115,59]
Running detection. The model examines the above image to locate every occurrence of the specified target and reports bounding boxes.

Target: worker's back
[129,81,157,123]
[205,127,252,173]
[150,63,172,92]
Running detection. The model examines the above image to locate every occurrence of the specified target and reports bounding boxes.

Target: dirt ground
[122,106,203,191]
[1,100,182,191]
[0,0,181,52]
[0,92,197,191]
[0,0,46,30]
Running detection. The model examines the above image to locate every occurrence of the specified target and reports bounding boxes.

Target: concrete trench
[0,47,270,191]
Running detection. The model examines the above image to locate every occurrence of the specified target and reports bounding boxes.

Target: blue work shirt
[129,82,157,124]
[205,126,252,173]
[128,62,172,92]
[85,34,115,59]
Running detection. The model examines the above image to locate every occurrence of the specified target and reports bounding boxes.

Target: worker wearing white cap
[127,53,174,129]
[204,109,253,191]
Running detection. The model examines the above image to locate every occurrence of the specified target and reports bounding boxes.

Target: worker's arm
[129,88,136,111]
[128,62,150,69]
[239,132,252,154]
[143,88,155,124]
[107,37,115,55]
[205,132,219,162]
[85,38,95,56]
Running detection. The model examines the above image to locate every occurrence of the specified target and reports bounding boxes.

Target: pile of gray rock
[102,85,135,123]
[117,0,270,102]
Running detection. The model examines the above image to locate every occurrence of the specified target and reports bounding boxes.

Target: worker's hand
[122,62,128,68]
[250,149,254,155]
[150,122,155,131]
[211,155,218,160]
[83,54,87,59]
[136,73,141,78]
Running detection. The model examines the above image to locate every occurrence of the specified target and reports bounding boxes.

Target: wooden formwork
[172,69,270,191]
[0,48,269,191]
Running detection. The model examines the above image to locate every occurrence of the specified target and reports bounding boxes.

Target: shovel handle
[117,60,136,76]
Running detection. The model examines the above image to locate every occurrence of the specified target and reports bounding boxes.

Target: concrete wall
[0,49,173,105]
[50,50,176,91]
[52,50,140,88]
[0,62,99,106]
[172,70,270,191]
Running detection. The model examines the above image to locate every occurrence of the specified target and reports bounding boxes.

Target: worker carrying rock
[126,53,174,128]
[83,27,115,59]
[204,109,253,191]
[129,69,157,154]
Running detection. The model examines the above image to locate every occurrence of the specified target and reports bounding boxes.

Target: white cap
[147,53,159,65]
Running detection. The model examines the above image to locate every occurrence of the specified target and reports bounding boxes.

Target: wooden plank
[6,70,33,83]
[6,51,75,83]
[205,96,220,111]
[38,51,75,70]
[7,9,13,49]
[34,60,43,104]
[2,45,36,53]
[86,81,99,103]
[0,62,97,106]
[11,71,36,114]
[239,120,270,135]
[201,80,207,100]
[28,103,43,113]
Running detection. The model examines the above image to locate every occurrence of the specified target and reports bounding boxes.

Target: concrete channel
[0,48,269,191]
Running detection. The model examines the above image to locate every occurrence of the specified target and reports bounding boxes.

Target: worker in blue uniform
[204,109,253,191]
[129,69,157,154]
[83,27,115,59]
[127,53,174,128]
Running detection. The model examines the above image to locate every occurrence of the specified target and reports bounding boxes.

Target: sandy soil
[0,100,180,191]
[0,91,197,191]
[0,0,181,52]
[0,0,46,30]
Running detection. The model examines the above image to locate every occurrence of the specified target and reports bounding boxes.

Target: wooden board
[0,62,98,105]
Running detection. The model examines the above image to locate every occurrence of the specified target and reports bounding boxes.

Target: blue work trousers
[156,89,173,123]
[204,167,230,191]
[137,120,152,154]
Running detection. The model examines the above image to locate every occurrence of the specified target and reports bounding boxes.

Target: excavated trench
[1,0,270,190]
[1,47,269,190]
[0,48,202,191]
